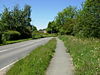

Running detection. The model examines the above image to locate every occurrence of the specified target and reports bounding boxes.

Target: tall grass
[59,35,100,75]
[6,38,56,75]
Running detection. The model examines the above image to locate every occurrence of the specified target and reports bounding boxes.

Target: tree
[11,5,22,30]
[74,0,100,38]
[32,25,37,31]
[18,5,32,38]
[59,6,77,35]
[47,6,77,35]
[1,7,12,30]
[0,4,33,40]
[47,21,58,33]
[47,0,100,38]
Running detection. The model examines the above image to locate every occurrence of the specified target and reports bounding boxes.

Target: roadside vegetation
[0,4,56,46]
[59,35,100,75]
[6,38,56,75]
[32,31,57,39]
[0,5,37,45]
[47,0,100,38]
[46,1,100,74]
[0,38,32,46]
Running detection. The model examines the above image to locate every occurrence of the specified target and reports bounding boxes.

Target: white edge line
[0,50,8,53]
[0,38,51,71]
[0,60,18,71]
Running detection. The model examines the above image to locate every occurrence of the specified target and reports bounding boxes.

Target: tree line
[47,0,100,38]
[0,5,37,44]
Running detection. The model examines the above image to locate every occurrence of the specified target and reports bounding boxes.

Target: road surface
[0,37,52,72]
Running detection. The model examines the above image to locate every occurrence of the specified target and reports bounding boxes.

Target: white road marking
[0,60,18,71]
[0,50,8,53]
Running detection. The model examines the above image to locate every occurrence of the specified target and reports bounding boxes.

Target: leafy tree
[47,0,100,38]
[11,5,22,30]
[1,7,12,30]
[74,0,100,38]
[15,5,32,38]
[32,25,37,31]
[47,21,58,33]
[0,4,35,41]
[0,21,6,32]
[47,6,77,35]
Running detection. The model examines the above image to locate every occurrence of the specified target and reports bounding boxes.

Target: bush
[32,33,43,39]
[0,33,9,45]
[32,31,57,39]
[0,31,21,44]
[17,26,32,39]
[0,33,2,44]
[32,32,46,39]
[4,30,21,40]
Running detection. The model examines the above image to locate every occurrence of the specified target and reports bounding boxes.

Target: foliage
[32,31,45,39]
[47,21,58,33]
[59,35,100,75]
[47,6,77,35]
[6,38,57,75]
[0,5,38,44]
[0,33,2,43]
[32,25,37,31]
[0,30,20,44]
[4,30,21,40]
[1,7,12,30]
[0,38,32,46]
[1,34,8,44]
[32,31,57,39]
[74,0,100,38]
[0,5,36,41]
[0,21,7,32]
[47,0,100,38]
[6,38,32,45]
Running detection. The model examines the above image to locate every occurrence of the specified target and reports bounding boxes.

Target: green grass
[32,33,57,39]
[7,38,32,44]
[0,38,32,46]
[59,35,100,75]
[6,38,56,75]
[0,33,56,46]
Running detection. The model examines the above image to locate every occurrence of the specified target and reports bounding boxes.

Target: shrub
[32,32,45,39]
[0,33,2,44]
[1,33,9,44]
[0,31,21,44]
[4,30,21,40]
[32,31,57,39]
[17,26,32,39]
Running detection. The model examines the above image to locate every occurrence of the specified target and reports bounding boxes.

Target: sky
[0,0,85,30]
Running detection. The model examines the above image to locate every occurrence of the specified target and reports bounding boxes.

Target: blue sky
[0,0,85,30]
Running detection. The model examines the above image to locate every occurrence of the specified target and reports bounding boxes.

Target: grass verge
[59,35,100,75]
[6,38,56,75]
[0,38,32,46]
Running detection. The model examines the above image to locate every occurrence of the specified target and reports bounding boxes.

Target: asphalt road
[0,37,52,70]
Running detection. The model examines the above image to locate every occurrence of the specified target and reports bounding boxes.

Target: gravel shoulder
[46,38,74,75]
